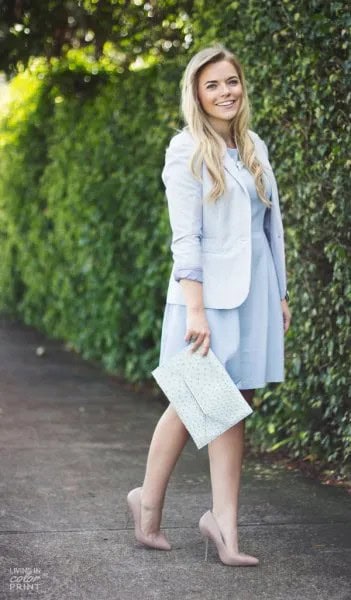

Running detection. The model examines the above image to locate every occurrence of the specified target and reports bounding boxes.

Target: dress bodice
[226,147,272,234]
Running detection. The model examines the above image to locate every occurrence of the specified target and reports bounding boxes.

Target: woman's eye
[229,79,238,85]
[206,84,216,89]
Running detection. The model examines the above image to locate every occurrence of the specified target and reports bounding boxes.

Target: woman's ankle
[140,487,165,511]
[139,488,166,533]
[212,505,238,524]
[211,511,240,552]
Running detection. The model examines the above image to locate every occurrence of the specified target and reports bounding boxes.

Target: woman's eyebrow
[204,76,239,85]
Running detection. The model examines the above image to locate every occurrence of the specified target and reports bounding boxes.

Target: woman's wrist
[187,305,205,313]
[178,278,205,311]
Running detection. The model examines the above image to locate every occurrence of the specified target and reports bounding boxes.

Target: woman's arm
[179,279,210,355]
[162,133,210,354]
[261,138,288,298]
[161,133,203,281]
[262,138,291,333]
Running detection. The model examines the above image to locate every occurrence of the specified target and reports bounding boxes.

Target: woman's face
[197,59,243,127]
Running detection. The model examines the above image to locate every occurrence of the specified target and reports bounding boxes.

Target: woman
[126,44,291,566]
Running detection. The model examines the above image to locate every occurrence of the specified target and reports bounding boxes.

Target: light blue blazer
[161,127,287,309]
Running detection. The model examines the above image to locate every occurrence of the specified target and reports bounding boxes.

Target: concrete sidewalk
[0,316,350,600]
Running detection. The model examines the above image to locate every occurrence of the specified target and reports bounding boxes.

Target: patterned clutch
[151,345,253,450]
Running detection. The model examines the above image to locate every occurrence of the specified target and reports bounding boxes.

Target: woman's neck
[207,117,236,148]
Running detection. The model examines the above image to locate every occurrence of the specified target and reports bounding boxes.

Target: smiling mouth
[216,100,237,108]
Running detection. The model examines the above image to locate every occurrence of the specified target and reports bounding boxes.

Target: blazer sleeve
[161,133,203,282]
[261,138,288,300]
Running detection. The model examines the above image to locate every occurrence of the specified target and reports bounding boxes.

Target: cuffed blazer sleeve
[161,133,203,282]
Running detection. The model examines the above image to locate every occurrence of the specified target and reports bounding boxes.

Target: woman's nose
[219,84,231,96]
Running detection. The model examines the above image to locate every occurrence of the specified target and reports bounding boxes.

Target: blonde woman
[127,44,291,566]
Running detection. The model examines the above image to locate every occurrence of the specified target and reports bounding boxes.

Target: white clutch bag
[151,345,253,450]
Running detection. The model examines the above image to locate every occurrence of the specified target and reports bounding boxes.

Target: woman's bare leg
[207,388,255,554]
[140,404,189,534]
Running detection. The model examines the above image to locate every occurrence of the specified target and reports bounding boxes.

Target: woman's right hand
[184,307,211,356]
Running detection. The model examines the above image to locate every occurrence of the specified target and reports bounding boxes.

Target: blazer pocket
[202,236,248,254]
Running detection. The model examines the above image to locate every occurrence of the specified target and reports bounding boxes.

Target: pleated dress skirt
[158,147,285,390]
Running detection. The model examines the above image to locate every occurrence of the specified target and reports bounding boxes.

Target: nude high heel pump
[126,487,172,551]
[199,510,259,566]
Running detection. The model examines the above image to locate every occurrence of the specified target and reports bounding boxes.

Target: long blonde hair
[180,43,271,207]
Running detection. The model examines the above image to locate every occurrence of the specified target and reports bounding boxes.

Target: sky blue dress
[158,147,284,390]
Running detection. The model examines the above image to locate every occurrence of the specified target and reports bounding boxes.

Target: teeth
[217,101,235,106]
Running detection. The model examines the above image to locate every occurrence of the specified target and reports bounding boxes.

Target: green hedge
[0,58,183,378]
[0,0,349,474]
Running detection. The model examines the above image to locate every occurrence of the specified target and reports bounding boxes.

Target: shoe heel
[204,536,209,562]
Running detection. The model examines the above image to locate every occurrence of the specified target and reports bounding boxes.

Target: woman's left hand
[281,299,291,333]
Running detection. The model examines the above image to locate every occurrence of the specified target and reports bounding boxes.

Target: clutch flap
[180,348,252,424]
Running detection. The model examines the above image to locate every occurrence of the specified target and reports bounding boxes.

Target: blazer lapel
[222,149,249,195]
[222,135,274,199]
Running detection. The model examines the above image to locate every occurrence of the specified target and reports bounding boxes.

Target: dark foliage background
[0,0,350,475]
